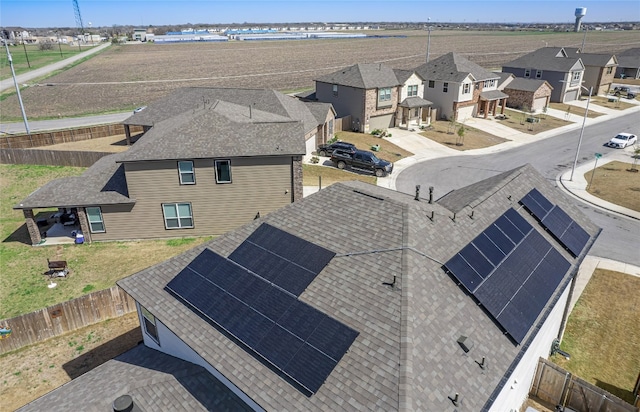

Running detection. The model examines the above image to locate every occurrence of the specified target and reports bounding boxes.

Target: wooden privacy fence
[0,148,112,167]
[0,124,144,149]
[530,357,639,411]
[0,286,137,355]
[335,115,352,132]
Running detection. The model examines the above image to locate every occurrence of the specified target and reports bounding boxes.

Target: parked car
[612,86,636,99]
[330,148,393,177]
[133,106,147,113]
[316,141,356,157]
[606,133,637,149]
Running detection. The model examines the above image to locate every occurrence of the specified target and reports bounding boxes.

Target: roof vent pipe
[428,186,434,204]
[415,185,420,201]
[113,394,142,412]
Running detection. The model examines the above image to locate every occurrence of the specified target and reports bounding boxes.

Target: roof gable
[503,47,585,72]
[315,63,401,89]
[414,52,498,83]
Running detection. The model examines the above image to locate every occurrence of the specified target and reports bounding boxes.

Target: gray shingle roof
[480,89,509,100]
[303,101,335,125]
[393,69,421,84]
[315,63,401,89]
[15,152,134,209]
[414,52,498,83]
[118,101,306,162]
[503,47,585,72]
[564,48,617,67]
[504,78,553,93]
[494,71,515,88]
[116,164,599,412]
[18,344,253,412]
[399,96,433,108]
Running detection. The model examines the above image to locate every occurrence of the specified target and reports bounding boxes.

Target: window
[475,82,480,90]
[378,87,392,104]
[140,305,159,344]
[162,203,193,229]
[606,66,613,74]
[86,207,105,233]
[215,160,232,183]
[407,84,418,96]
[483,79,496,88]
[524,69,531,78]
[428,80,435,88]
[443,82,448,93]
[332,84,338,96]
[178,161,195,184]
[535,70,543,79]
[463,83,470,94]
[572,71,581,81]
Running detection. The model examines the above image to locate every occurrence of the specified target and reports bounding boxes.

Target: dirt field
[2,30,638,120]
[0,312,141,411]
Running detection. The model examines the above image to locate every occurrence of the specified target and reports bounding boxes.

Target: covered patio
[478,90,508,118]
[397,96,433,129]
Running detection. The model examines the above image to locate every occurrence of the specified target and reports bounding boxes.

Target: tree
[447,116,457,134]
[456,124,466,146]
[630,146,640,172]
[38,41,54,51]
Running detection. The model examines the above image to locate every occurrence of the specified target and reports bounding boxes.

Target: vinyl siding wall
[93,157,293,240]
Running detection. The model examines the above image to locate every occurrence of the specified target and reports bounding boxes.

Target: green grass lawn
[0,43,86,78]
[0,164,211,319]
[552,269,640,404]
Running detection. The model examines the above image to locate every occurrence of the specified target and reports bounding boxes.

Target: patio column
[484,101,489,119]
[124,125,131,146]
[23,209,42,246]
[76,208,92,243]
[292,156,303,202]
[501,98,505,114]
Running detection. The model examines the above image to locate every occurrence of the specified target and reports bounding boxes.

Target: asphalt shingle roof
[15,152,133,209]
[480,89,509,100]
[504,78,553,93]
[502,47,584,72]
[564,48,617,67]
[18,344,253,412]
[399,96,433,108]
[114,164,599,412]
[414,52,498,83]
[315,63,401,89]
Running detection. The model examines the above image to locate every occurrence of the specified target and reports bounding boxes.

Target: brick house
[499,76,554,112]
[565,48,618,95]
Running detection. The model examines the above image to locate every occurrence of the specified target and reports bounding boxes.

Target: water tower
[574,7,587,32]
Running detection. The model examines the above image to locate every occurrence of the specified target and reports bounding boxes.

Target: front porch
[397,96,433,129]
[478,90,509,119]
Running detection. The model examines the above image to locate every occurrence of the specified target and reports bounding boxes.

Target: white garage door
[306,134,316,156]
[532,97,547,112]
[456,105,475,122]
[563,89,579,103]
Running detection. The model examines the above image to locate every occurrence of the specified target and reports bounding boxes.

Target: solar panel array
[520,188,590,257]
[165,224,358,394]
[445,208,571,343]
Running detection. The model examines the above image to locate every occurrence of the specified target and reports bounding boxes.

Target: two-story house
[502,47,586,103]
[564,48,617,96]
[15,87,334,245]
[615,47,640,79]
[414,52,507,121]
[309,63,432,133]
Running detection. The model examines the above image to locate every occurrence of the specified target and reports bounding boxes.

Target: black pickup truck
[330,149,394,177]
[316,141,356,157]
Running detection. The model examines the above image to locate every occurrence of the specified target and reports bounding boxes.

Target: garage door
[532,97,547,112]
[306,134,317,156]
[456,105,475,122]
[563,89,579,103]
[368,114,394,132]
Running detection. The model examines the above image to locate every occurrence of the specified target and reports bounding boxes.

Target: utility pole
[426,18,432,63]
[3,39,31,135]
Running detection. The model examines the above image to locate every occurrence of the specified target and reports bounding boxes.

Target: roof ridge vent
[353,189,384,201]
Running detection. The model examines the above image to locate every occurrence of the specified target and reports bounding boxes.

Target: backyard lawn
[0,164,211,319]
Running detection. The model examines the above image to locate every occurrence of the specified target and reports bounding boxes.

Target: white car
[606,133,637,149]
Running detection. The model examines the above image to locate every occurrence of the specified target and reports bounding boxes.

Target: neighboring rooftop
[315,63,401,89]
[414,52,499,83]
[502,47,584,72]
[503,77,553,92]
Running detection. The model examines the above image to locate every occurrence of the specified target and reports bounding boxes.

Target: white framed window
[483,79,496,88]
[524,69,531,78]
[178,161,195,184]
[407,85,418,96]
[428,80,435,88]
[443,82,448,92]
[162,203,193,229]
[572,71,581,81]
[463,83,470,94]
[140,305,159,344]
[378,87,392,104]
[215,160,232,183]
[86,207,105,233]
[332,84,338,96]
[606,66,613,74]
[535,70,543,79]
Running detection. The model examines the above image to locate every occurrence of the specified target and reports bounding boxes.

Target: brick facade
[23,209,41,246]
[364,87,398,130]
[292,156,303,202]
[504,83,552,112]
[76,208,92,243]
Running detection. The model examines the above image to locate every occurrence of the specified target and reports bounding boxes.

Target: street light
[560,81,593,181]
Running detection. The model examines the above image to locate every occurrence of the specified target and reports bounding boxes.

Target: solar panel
[520,191,591,258]
[229,224,336,296]
[445,208,576,344]
[166,247,357,395]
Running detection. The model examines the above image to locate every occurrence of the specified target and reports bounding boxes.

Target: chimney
[428,186,434,204]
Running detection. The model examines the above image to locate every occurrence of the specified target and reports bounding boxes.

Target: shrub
[310,156,320,164]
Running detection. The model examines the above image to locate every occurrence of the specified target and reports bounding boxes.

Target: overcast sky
[1,0,638,28]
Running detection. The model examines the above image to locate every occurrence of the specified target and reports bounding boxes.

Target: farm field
[1,30,638,121]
